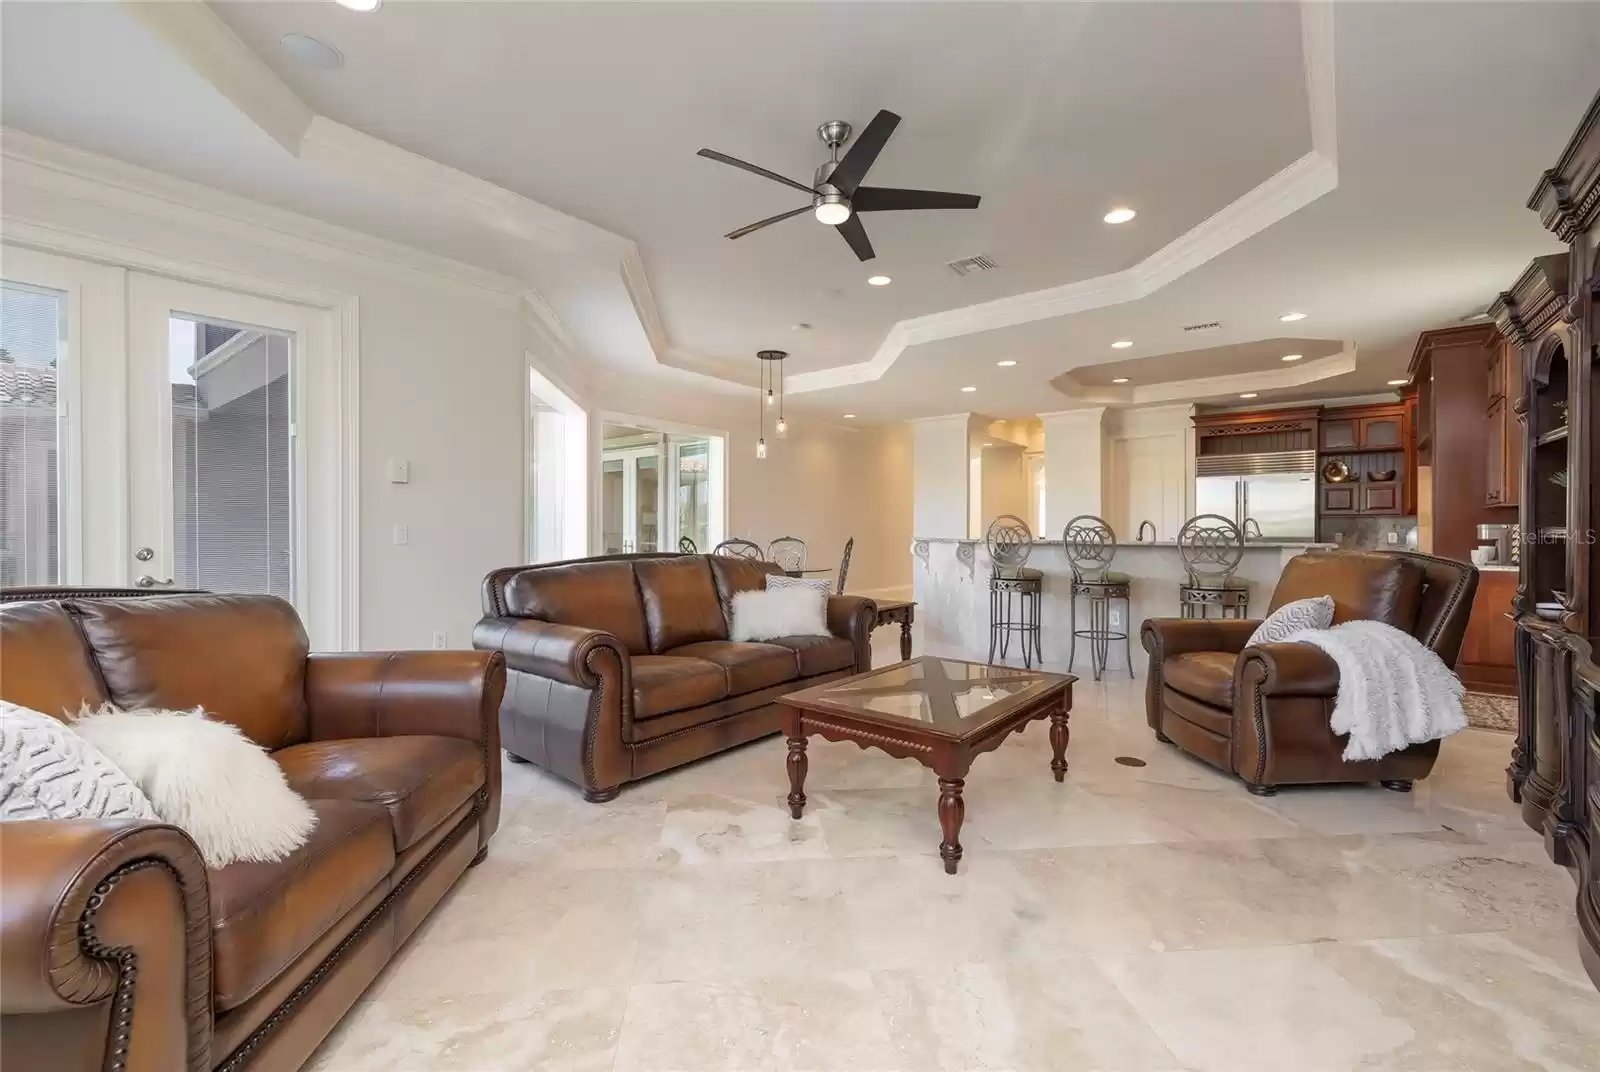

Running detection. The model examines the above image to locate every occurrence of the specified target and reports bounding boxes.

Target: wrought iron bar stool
[985,515,1044,668]
[1063,515,1133,681]
[1176,513,1250,618]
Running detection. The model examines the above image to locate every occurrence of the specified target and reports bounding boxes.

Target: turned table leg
[786,732,809,819]
[937,777,966,875]
[899,613,913,661]
[1050,704,1070,783]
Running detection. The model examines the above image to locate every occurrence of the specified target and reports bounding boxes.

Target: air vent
[947,255,999,277]
[1182,320,1222,333]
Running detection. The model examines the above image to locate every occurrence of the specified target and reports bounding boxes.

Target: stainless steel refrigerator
[1194,453,1317,540]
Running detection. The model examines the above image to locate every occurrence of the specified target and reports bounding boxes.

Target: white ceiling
[3,1,1597,424]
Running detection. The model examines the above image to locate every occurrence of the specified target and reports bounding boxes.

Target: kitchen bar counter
[911,537,1331,676]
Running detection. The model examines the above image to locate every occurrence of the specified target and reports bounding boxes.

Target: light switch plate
[386,459,410,484]
[393,524,408,546]
[1386,531,1399,545]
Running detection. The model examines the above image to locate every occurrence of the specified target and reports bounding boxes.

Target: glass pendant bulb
[756,437,767,459]
[766,389,775,406]
[776,417,788,438]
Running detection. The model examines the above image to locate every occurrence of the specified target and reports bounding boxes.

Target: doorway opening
[599,418,724,555]
[527,361,587,563]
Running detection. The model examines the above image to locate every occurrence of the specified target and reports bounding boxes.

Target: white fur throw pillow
[0,701,159,822]
[730,586,829,641]
[72,706,316,868]
[1247,595,1335,648]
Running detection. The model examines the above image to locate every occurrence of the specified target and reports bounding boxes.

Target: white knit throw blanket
[1279,619,1467,761]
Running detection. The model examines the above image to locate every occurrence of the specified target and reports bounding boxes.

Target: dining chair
[712,537,764,561]
[678,536,698,554]
[767,536,807,573]
[835,537,854,594]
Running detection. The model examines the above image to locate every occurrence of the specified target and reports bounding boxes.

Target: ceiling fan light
[814,200,851,226]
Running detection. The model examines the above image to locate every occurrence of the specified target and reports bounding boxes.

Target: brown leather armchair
[1141,550,1478,795]
[1,592,505,1072]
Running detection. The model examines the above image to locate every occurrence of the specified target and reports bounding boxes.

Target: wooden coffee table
[777,656,1075,874]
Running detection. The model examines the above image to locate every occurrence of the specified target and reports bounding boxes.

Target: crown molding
[1,128,526,305]
[120,0,312,155]
[1051,350,1356,406]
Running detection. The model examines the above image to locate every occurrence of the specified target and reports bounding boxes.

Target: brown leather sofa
[1141,550,1478,795]
[0,592,505,1072]
[474,552,877,800]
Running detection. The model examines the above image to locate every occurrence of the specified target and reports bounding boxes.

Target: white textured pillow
[1247,595,1335,647]
[0,702,158,822]
[730,587,829,641]
[766,574,832,597]
[72,706,316,868]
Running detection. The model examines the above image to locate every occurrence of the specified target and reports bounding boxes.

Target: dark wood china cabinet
[1505,90,1600,989]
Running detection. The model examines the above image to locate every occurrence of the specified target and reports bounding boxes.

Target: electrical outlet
[393,524,409,546]
[386,459,410,484]
[1109,608,1123,629]
[1386,531,1400,545]
[432,630,448,649]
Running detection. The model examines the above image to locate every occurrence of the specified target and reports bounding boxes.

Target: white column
[910,414,971,538]
[1040,407,1107,534]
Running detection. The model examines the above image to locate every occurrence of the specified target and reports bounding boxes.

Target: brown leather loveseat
[0,592,505,1072]
[475,552,876,800]
[1141,550,1478,795]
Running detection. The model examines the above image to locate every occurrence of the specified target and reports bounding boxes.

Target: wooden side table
[872,599,916,661]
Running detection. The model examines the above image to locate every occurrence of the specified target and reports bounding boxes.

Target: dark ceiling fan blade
[835,213,876,261]
[852,186,981,212]
[725,205,812,240]
[697,148,816,195]
[828,110,901,196]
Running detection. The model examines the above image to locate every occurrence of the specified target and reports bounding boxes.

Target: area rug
[1461,690,1517,733]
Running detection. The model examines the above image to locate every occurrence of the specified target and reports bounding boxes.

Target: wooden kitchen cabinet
[1321,485,1357,513]
[1357,415,1403,449]
[1486,396,1508,506]
[1361,482,1401,514]
[1319,419,1359,451]
[1485,337,1523,509]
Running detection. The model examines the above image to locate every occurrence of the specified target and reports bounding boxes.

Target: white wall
[911,415,970,540]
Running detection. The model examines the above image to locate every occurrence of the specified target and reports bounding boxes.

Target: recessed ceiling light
[960,386,977,393]
[1111,340,1134,349]
[1103,207,1137,224]
[867,275,892,286]
[842,413,856,419]
[1112,377,1130,384]
[997,360,1017,367]
[1279,312,1307,322]
[280,33,344,69]
[1387,379,1408,386]
[1239,392,1258,399]
[335,0,382,10]
[1280,353,1303,362]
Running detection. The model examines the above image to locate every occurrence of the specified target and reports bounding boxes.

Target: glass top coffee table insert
[779,657,1075,874]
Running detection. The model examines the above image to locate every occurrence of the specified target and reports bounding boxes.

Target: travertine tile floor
[308,634,1599,1071]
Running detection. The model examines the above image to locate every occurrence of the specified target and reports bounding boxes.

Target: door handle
[135,575,174,589]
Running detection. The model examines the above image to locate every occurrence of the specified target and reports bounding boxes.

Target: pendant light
[756,349,787,458]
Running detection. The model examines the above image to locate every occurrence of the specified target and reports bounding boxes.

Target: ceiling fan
[697,110,981,262]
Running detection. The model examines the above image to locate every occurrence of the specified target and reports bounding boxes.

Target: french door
[1,245,344,644]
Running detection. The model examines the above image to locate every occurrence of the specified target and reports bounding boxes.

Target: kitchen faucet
[1242,517,1262,539]
[1138,520,1157,542]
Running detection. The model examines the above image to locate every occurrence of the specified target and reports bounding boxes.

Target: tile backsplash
[1319,516,1420,551]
